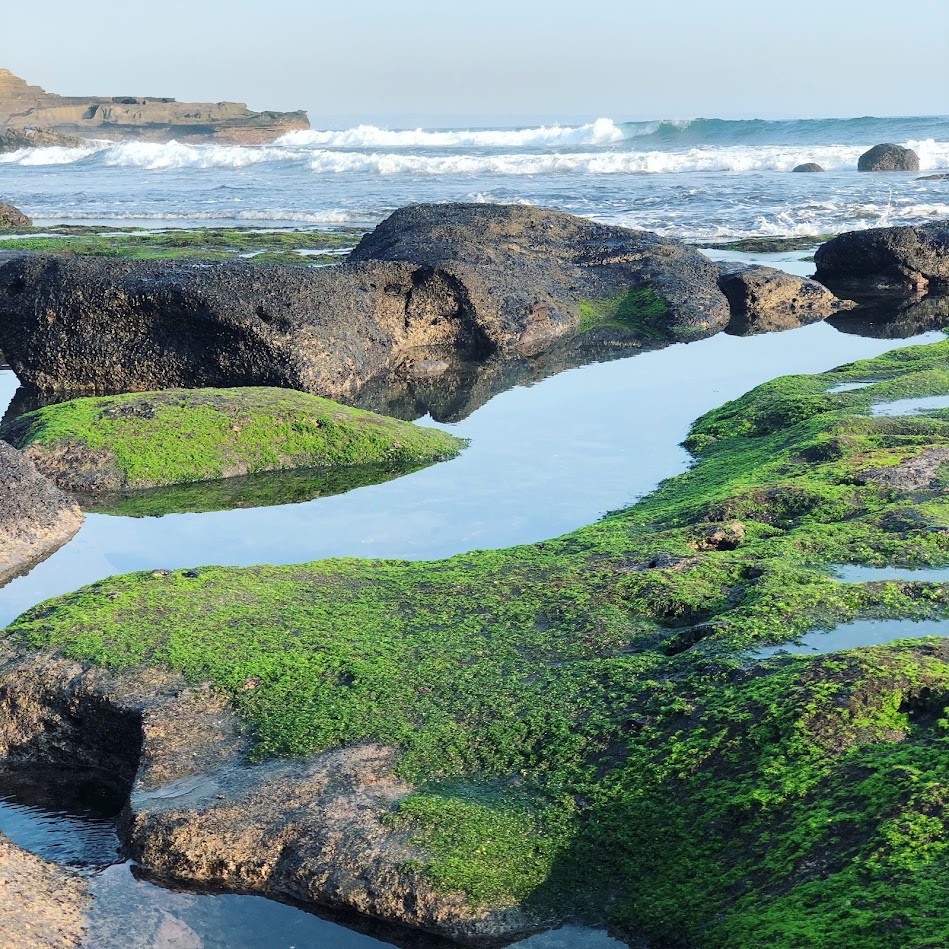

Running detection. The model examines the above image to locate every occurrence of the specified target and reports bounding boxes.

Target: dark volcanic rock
[350,202,731,345]
[0,441,82,585]
[719,263,852,335]
[791,162,825,172]
[826,291,949,339]
[814,223,949,293]
[857,143,920,172]
[0,128,84,152]
[0,254,489,399]
[918,173,949,181]
[0,204,733,399]
[0,202,30,228]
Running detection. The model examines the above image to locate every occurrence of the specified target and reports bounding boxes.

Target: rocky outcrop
[0,834,88,948]
[0,68,308,144]
[0,128,83,152]
[814,222,949,293]
[0,652,543,946]
[349,202,730,345]
[0,202,30,228]
[719,263,853,334]
[0,442,82,585]
[791,162,825,172]
[0,204,733,399]
[857,143,920,172]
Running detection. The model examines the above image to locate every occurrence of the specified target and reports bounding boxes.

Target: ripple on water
[871,394,949,416]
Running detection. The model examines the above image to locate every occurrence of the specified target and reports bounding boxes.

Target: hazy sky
[3,0,947,126]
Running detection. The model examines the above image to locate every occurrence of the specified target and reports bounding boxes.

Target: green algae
[577,287,671,337]
[11,340,949,941]
[1,387,464,491]
[0,226,360,266]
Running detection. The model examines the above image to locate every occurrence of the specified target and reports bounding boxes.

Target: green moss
[12,340,949,941]
[577,287,671,337]
[0,226,361,266]
[2,387,464,490]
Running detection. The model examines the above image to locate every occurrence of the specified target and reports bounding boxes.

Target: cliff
[0,69,309,144]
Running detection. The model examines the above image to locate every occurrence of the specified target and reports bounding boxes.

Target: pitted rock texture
[815,223,949,293]
[857,143,920,172]
[719,263,852,334]
[0,441,82,586]
[0,201,31,228]
[0,834,88,948]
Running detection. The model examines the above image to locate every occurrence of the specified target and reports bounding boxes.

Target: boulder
[350,203,730,347]
[0,128,84,152]
[814,222,949,293]
[791,163,825,172]
[0,441,82,585]
[857,143,920,172]
[0,201,30,228]
[1,387,464,495]
[0,204,732,399]
[718,263,853,334]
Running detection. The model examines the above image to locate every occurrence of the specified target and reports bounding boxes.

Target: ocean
[1,115,948,237]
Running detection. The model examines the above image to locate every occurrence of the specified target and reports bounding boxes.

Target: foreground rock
[0,834,88,947]
[1,387,464,495]
[0,68,308,144]
[0,442,82,585]
[815,222,949,293]
[350,202,730,347]
[0,204,732,399]
[857,143,920,172]
[0,201,30,228]
[718,263,852,334]
[9,340,949,945]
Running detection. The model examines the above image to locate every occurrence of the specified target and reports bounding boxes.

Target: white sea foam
[0,145,101,165]
[275,118,625,149]
[42,208,357,224]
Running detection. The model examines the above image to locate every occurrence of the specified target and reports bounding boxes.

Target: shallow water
[826,381,876,394]
[753,618,949,660]
[831,564,949,583]
[871,394,949,416]
[1,322,944,628]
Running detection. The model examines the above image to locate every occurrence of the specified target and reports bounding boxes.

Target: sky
[3,0,947,127]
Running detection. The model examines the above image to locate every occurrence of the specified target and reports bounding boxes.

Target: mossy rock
[0,387,464,494]
[13,341,949,942]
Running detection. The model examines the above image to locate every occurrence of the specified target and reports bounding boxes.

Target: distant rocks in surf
[0,202,30,228]
[791,162,825,172]
[815,222,949,293]
[0,127,83,153]
[857,143,920,172]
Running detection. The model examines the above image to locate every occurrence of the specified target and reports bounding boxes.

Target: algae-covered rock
[12,340,949,944]
[0,387,464,495]
[0,441,82,585]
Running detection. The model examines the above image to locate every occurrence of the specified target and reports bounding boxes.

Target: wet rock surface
[791,162,824,172]
[815,222,949,293]
[0,833,88,948]
[718,263,852,334]
[857,143,920,172]
[0,442,82,587]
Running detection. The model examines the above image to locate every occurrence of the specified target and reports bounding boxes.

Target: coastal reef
[0,68,308,144]
[7,338,949,944]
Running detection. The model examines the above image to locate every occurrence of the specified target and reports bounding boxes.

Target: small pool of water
[753,618,949,660]
[826,381,876,394]
[831,564,949,583]
[871,394,949,416]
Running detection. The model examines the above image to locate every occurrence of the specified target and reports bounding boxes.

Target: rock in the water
[0,204,732,398]
[0,201,30,228]
[791,162,825,172]
[814,222,949,293]
[0,128,83,152]
[0,834,88,948]
[857,143,920,172]
[350,202,731,346]
[918,173,949,181]
[719,263,852,334]
[1,387,464,494]
[0,441,82,585]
